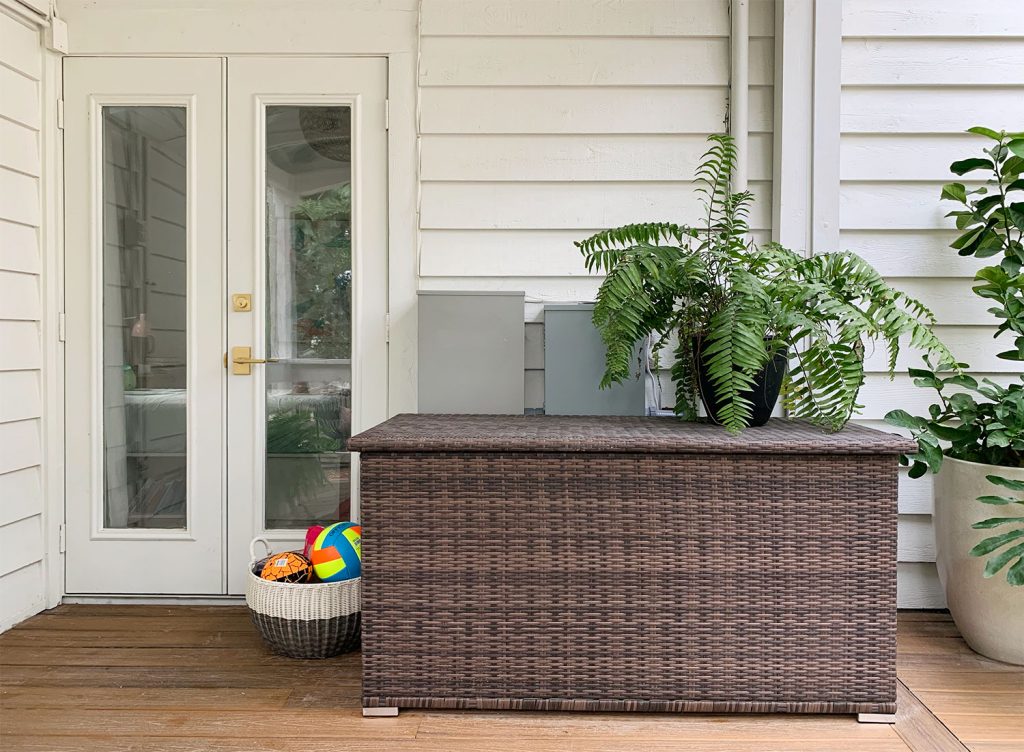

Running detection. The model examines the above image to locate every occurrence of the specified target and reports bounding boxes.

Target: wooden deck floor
[1,607,1021,751]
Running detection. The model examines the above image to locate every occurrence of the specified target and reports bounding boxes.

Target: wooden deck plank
[892,681,969,752]
[2,606,1021,751]
[0,738,917,752]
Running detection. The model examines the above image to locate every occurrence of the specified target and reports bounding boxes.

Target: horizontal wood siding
[418,0,776,338]
[0,8,45,632]
[840,0,1024,607]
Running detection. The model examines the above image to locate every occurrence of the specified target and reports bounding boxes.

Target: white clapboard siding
[421,0,776,37]
[419,228,775,278]
[843,0,1024,37]
[841,87,1024,134]
[839,0,1023,607]
[0,8,46,633]
[421,86,773,135]
[421,181,773,232]
[418,0,776,299]
[421,133,775,182]
[842,39,1024,86]
[420,37,775,87]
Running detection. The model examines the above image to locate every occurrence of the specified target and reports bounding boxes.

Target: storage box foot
[363,707,399,717]
[858,712,897,724]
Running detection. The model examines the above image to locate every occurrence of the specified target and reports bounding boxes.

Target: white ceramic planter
[933,457,1024,665]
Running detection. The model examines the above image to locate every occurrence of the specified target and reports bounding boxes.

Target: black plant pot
[694,338,788,428]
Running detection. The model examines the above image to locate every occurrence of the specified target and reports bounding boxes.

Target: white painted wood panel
[0,8,45,633]
[0,321,41,371]
[0,466,42,527]
[0,169,40,226]
[840,182,975,230]
[0,221,39,274]
[0,514,43,577]
[0,419,40,475]
[0,370,40,423]
[421,133,774,182]
[0,270,39,320]
[0,560,45,632]
[840,134,991,181]
[56,0,418,55]
[0,65,40,129]
[0,119,40,177]
[841,87,1024,134]
[842,39,1024,85]
[840,230,980,277]
[0,10,41,80]
[897,562,945,609]
[420,227,774,277]
[421,0,776,37]
[861,326,1011,374]
[421,181,773,230]
[843,0,1024,38]
[421,86,773,135]
[420,37,774,87]
[840,0,1024,608]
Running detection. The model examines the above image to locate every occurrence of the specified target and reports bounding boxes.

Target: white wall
[841,0,1024,607]
[0,6,48,631]
[418,0,776,408]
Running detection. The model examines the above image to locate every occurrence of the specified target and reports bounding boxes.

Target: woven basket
[245,538,361,659]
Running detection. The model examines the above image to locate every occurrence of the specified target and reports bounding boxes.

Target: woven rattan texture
[349,414,917,456]
[360,449,898,714]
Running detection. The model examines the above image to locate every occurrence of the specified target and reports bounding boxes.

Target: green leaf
[1008,557,1024,586]
[978,495,1023,506]
[1008,139,1024,159]
[940,182,967,203]
[981,542,1024,578]
[987,475,1024,492]
[884,409,926,430]
[967,126,1003,141]
[969,528,1024,557]
[950,157,995,175]
[972,517,1024,529]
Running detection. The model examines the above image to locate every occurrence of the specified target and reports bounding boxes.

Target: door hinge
[56,99,65,130]
[384,312,391,343]
[57,312,66,342]
[384,99,390,130]
[58,524,66,554]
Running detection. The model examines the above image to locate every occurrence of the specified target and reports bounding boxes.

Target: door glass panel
[264,105,352,529]
[102,106,188,529]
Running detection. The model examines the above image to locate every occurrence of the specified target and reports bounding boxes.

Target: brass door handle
[230,346,278,375]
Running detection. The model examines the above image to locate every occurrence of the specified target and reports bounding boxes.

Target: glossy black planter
[695,338,788,428]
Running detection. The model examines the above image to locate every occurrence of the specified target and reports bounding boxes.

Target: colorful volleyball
[310,522,362,582]
[260,551,312,583]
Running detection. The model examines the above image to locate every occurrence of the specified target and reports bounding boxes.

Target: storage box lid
[348,414,917,455]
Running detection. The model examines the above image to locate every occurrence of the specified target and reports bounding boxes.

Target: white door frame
[45,3,417,604]
[224,57,389,594]
[62,57,228,594]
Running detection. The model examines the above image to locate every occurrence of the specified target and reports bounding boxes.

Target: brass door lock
[232,293,252,312]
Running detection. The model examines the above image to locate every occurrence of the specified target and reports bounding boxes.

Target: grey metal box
[418,291,525,414]
[544,304,645,416]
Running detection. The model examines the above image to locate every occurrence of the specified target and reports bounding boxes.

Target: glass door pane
[102,106,188,529]
[264,105,353,529]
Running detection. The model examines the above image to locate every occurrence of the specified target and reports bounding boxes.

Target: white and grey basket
[246,538,361,659]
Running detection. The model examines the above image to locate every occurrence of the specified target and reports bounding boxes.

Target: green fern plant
[577,134,956,433]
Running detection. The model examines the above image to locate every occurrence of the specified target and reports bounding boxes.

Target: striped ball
[310,522,362,582]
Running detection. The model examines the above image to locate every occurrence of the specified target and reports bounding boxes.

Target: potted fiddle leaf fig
[886,126,1024,666]
[577,134,955,433]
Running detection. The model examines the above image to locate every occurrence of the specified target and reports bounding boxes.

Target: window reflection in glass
[264,105,353,529]
[102,106,188,529]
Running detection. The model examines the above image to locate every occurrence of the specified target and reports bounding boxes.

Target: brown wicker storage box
[351,415,914,717]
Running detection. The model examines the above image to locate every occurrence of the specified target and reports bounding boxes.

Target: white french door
[63,57,388,595]
[224,58,388,593]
